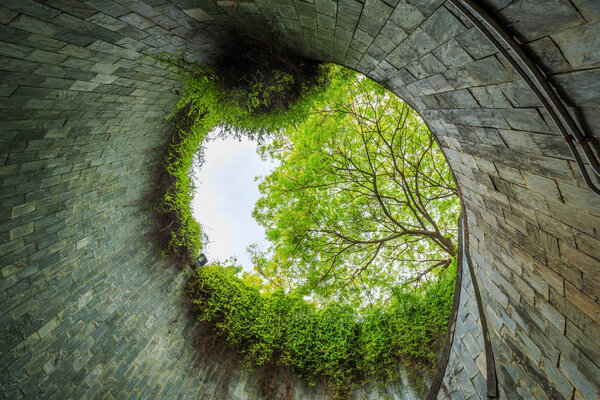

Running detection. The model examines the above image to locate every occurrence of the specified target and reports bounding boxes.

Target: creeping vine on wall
[153,38,329,266]
[155,37,457,399]
[188,260,455,399]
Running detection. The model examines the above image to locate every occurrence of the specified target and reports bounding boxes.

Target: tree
[251,69,460,309]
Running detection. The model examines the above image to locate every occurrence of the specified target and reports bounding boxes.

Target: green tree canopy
[251,68,460,309]
[156,50,459,398]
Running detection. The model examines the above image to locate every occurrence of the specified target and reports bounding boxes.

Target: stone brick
[315,0,336,17]
[9,222,34,240]
[389,1,424,31]
[571,0,600,19]
[360,0,391,30]
[9,14,61,36]
[420,5,465,43]
[559,355,599,400]
[499,0,584,42]
[563,280,600,322]
[554,69,600,107]
[2,1,600,399]
[0,7,19,24]
[525,36,572,74]
[454,27,496,60]
[557,181,600,216]
[552,21,600,68]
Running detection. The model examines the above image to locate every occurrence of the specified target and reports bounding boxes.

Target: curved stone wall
[435,217,487,400]
[1,0,599,399]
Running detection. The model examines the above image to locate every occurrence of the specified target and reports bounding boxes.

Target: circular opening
[156,51,461,397]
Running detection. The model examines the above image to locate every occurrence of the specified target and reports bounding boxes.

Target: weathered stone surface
[552,19,600,69]
[2,0,600,399]
[439,226,487,399]
[499,0,584,42]
[526,36,572,74]
[554,68,600,107]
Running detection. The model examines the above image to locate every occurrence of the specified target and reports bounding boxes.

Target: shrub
[154,40,457,398]
[187,259,456,398]
[153,37,329,265]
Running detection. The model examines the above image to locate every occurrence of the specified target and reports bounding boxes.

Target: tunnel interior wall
[1,0,600,399]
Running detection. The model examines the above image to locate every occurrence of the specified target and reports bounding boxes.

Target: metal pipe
[449,0,600,196]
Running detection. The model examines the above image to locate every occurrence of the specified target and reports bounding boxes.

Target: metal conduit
[449,0,600,197]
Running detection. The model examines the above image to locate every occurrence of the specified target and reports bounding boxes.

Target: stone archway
[1,0,598,399]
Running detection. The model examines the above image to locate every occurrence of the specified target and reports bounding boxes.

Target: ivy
[188,260,456,399]
[153,45,329,265]
[154,43,457,398]
[154,110,211,264]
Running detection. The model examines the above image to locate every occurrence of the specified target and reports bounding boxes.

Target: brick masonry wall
[1,0,599,399]
[437,221,487,400]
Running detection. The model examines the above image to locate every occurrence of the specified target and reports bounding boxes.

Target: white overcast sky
[191,135,277,272]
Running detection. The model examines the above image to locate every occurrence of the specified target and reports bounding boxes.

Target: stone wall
[436,218,487,400]
[1,0,599,399]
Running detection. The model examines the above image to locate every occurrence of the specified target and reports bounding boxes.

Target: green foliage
[155,109,210,265]
[153,47,329,265]
[188,259,456,399]
[155,52,330,142]
[252,69,460,308]
[155,48,459,397]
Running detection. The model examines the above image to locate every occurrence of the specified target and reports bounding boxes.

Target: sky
[191,135,277,272]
